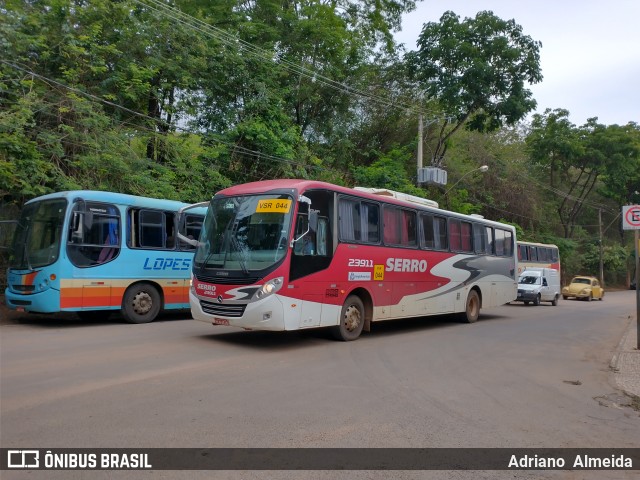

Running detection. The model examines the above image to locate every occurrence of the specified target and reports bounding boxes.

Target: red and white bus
[516,241,560,276]
[189,180,517,340]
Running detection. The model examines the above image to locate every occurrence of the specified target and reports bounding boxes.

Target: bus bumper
[4,287,61,313]
[190,290,287,331]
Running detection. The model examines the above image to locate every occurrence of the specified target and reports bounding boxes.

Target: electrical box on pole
[418,167,448,186]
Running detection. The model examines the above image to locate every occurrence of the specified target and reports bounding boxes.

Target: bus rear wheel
[331,295,365,341]
[122,283,161,324]
[459,290,480,323]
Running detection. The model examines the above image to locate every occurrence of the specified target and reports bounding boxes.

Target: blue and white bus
[4,191,205,323]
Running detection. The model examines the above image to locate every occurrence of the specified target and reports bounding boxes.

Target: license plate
[212,318,230,326]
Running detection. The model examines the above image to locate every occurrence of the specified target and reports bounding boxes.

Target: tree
[595,122,640,209]
[527,112,639,239]
[527,109,582,189]
[407,10,542,166]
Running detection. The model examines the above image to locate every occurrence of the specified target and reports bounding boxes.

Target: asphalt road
[1,291,639,479]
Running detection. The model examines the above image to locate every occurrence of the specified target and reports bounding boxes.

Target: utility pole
[417,114,423,172]
[622,204,640,350]
[599,208,604,286]
[636,230,639,350]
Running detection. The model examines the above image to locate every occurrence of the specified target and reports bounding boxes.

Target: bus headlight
[254,277,283,300]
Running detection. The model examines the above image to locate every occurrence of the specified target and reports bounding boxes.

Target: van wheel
[459,290,480,323]
[331,295,365,341]
[551,295,559,306]
[533,294,541,306]
[122,283,161,324]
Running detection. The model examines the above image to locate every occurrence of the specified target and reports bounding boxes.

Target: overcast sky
[396,0,640,127]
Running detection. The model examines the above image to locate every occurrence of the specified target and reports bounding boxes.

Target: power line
[134,0,448,123]
[522,170,616,214]
[1,60,353,181]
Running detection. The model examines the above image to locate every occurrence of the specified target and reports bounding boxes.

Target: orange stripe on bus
[60,283,190,309]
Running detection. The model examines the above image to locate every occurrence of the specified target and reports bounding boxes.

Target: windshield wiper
[230,235,249,275]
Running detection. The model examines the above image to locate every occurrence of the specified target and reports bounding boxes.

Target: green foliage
[353,147,425,197]
[582,242,628,284]
[407,10,542,163]
[527,111,639,239]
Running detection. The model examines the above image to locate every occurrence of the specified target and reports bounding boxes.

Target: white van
[516,268,561,306]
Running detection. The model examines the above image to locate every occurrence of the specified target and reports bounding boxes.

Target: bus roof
[517,240,559,248]
[216,179,514,230]
[25,190,196,212]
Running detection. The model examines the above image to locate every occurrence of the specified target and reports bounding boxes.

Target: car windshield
[10,199,66,269]
[194,194,294,273]
[572,278,591,285]
[519,275,540,285]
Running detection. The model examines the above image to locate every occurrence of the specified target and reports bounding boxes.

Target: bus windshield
[194,194,294,273]
[10,199,66,269]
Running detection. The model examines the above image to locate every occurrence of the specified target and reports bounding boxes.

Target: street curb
[610,314,633,373]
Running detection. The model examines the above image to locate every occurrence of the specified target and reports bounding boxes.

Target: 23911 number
[348,258,373,268]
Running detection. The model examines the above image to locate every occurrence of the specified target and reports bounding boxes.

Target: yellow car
[562,276,604,301]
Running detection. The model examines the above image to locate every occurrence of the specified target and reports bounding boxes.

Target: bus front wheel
[460,290,480,323]
[122,283,161,324]
[331,295,365,341]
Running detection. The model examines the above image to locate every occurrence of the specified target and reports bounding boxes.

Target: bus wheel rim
[344,305,361,332]
[133,292,152,314]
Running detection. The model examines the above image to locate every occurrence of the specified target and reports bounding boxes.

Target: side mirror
[309,209,318,231]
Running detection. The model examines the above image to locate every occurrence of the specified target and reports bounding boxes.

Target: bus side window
[383,206,416,247]
[494,229,513,257]
[485,227,494,255]
[503,231,513,257]
[139,210,165,248]
[460,221,472,252]
[179,214,203,251]
[338,198,360,242]
[473,223,487,254]
[67,202,120,267]
[449,219,461,251]
[421,214,435,249]
[131,209,176,250]
[494,229,504,256]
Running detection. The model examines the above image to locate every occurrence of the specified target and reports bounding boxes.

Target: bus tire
[331,295,365,341]
[122,283,161,324]
[533,294,541,306]
[460,290,480,323]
